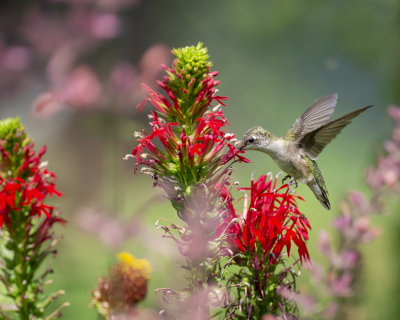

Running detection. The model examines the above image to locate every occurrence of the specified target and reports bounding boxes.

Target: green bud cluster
[0,118,29,174]
[164,42,215,118]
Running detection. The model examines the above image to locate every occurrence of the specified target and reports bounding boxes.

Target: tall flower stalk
[130,43,247,317]
[131,43,246,218]
[0,118,67,319]
[129,43,311,319]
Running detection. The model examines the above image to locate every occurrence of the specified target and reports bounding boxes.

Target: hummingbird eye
[248,137,255,143]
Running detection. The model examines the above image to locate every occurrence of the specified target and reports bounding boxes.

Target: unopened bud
[122,154,133,160]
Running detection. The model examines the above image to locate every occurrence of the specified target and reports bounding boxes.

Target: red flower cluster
[0,142,63,228]
[133,85,246,171]
[131,44,248,197]
[222,175,311,264]
[133,102,246,172]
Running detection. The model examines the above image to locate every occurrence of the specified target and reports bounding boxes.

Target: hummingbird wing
[285,93,338,141]
[299,105,373,160]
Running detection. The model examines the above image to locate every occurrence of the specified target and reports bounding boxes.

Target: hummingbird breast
[265,138,310,182]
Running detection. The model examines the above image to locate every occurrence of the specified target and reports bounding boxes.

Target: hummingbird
[237,94,373,210]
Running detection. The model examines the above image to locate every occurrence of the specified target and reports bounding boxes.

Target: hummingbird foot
[289,177,298,188]
[282,175,298,188]
[282,175,291,184]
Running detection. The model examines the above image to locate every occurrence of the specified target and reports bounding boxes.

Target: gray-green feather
[306,157,331,210]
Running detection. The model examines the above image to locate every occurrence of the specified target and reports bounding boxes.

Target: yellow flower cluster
[117,252,151,280]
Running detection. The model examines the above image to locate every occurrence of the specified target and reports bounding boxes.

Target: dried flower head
[92,252,151,318]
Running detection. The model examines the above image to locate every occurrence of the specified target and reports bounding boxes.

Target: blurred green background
[0,0,399,319]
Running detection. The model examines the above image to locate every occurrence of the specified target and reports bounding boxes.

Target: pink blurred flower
[90,13,120,39]
[32,92,63,119]
[329,273,353,297]
[110,62,138,93]
[318,230,332,257]
[1,46,31,72]
[52,0,141,10]
[75,206,140,249]
[58,65,102,108]
[341,250,359,269]
[138,44,171,83]
[388,105,400,121]
[46,46,77,85]
[278,286,317,316]
[262,315,278,320]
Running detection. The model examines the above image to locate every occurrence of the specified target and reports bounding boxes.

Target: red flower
[222,175,311,265]
[0,181,20,212]
[0,141,63,228]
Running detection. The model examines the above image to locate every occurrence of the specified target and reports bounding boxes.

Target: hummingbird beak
[235,139,246,151]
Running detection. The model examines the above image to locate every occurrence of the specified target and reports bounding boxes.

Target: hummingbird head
[236,126,274,151]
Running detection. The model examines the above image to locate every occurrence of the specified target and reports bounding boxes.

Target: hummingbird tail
[307,180,331,210]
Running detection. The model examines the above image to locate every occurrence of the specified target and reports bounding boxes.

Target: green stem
[6,215,41,319]
[14,228,31,318]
